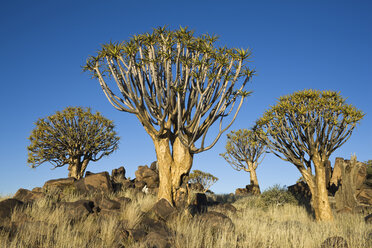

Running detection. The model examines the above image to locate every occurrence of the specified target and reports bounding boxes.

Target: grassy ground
[0,188,371,248]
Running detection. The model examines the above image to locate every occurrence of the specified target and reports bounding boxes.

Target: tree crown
[188,169,218,192]
[220,128,266,172]
[256,89,364,166]
[83,26,254,153]
[27,106,120,169]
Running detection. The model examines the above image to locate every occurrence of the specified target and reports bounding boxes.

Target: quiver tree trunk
[299,160,333,221]
[68,157,90,179]
[249,168,261,195]
[154,137,193,206]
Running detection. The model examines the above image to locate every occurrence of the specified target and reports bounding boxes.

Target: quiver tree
[188,169,218,193]
[256,89,364,221]
[84,26,254,205]
[220,128,266,195]
[27,107,120,179]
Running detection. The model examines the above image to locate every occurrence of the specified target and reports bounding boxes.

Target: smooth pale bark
[68,157,90,179]
[298,159,333,221]
[154,137,193,206]
[249,166,261,195]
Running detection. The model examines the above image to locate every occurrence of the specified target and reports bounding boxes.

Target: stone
[74,172,113,194]
[198,211,235,231]
[112,166,126,182]
[212,203,237,214]
[147,198,176,222]
[357,188,372,205]
[13,188,44,203]
[330,157,343,187]
[43,177,76,191]
[189,193,208,214]
[288,181,312,207]
[135,165,159,188]
[115,196,132,207]
[0,199,24,225]
[95,195,121,210]
[150,161,158,172]
[235,187,249,196]
[128,228,147,242]
[31,187,43,193]
[121,179,135,189]
[320,236,348,248]
[85,171,95,177]
[135,180,146,190]
[57,200,94,221]
[143,231,171,248]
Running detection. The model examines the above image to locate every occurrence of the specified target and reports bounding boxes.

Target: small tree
[84,26,254,205]
[220,128,266,195]
[256,89,364,221]
[27,107,120,179]
[188,169,218,193]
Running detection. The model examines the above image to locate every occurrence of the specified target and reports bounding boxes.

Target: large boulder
[143,230,172,248]
[288,181,312,206]
[147,198,176,222]
[57,200,95,221]
[0,199,24,225]
[135,165,159,189]
[43,177,76,191]
[74,172,113,194]
[188,193,208,215]
[235,187,249,196]
[94,195,121,210]
[111,166,126,182]
[13,188,44,203]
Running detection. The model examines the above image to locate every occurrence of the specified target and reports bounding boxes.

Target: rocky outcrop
[74,172,113,194]
[0,199,24,225]
[13,188,44,203]
[111,166,126,182]
[43,177,76,191]
[135,165,159,189]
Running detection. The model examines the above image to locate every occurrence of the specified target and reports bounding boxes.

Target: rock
[135,165,159,188]
[13,188,44,203]
[95,195,121,210]
[0,199,24,225]
[246,184,261,196]
[43,177,76,191]
[135,180,146,190]
[150,161,158,172]
[357,188,372,205]
[330,157,343,186]
[85,171,95,177]
[112,166,126,182]
[288,181,312,207]
[143,231,171,248]
[189,193,207,214]
[57,200,94,221]
[365,213,372,224]
[147,198,176,222]
[198,211,235,231]
[74,172,113,194]
[121,179,135,189]
[115,196,132,207]
[31,187,43,193]
[128,228,148,242]
[235,187,249,196]
[212,203,237,214]
[320,236,348,248]
[334,157,366,211]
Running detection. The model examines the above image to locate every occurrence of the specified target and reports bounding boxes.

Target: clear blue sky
[0,0,371,195]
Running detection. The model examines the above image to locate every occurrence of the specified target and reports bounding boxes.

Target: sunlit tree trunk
[248,164,261,195]
[154,137,193,206]
[68,157,90,179]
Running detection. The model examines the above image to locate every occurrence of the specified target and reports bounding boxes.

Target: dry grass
[0,189,371,248]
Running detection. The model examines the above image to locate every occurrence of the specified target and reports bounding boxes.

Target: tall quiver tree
[27,107,120,179]
[256,89,364,221]
[84,26,254,205]
[220,128,266,195]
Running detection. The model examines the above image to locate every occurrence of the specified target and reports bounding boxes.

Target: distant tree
[188,169,218,193]
[27,107,120,179]
[83,26,254,205]
[256,89,364,221]
[220,128,266,195]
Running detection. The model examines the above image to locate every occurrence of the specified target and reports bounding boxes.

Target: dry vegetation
[1,188,371,248]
